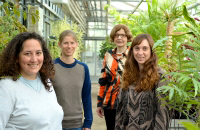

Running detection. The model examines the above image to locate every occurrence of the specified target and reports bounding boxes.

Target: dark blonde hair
[0,32,55,91]
[59,30,78,43]
[110,24,133,42]
[122,34,159,91]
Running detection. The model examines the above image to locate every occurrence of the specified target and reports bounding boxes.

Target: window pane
[84,41,95,76]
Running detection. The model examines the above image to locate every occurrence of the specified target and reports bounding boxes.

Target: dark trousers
[104,109,116,130]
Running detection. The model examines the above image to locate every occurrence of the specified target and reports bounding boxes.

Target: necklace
[116,53,123,60]
[116,53,122,56]
[20,76,39,92]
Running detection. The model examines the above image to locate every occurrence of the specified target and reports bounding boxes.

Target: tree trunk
[165,20,174,58]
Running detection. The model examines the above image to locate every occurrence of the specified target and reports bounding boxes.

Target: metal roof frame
[74,0,146,37]
[75,0,146,23]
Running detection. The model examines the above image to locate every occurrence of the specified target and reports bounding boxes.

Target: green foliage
[49,17,84,60]
[155,5,200,127]
[0,2,40,53]
[179,121,199,130]
[99,36,116,59]
[183,5,197,27]
[48,38,60,60]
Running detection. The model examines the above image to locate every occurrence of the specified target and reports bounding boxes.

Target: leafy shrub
[0,2,39,53]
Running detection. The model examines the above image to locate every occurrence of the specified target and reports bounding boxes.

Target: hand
[96,107,104,118]
[82,128,90,130]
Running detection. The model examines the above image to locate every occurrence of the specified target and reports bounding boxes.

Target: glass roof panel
[107,1,148,31]
[110,1,148,12]
[111,2,135,10]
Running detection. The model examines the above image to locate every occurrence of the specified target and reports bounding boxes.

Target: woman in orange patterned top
[96,24,133,130]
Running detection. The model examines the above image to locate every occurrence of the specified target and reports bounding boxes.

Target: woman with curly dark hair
[0,32,63,130]
[115,34,171,130]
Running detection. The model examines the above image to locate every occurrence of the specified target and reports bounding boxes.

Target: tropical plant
[49,17,84,60]
[0,1,39,53]
[154,4,200,129]
[146,1,200,129]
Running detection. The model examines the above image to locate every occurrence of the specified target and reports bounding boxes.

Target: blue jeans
[63,127,82,130]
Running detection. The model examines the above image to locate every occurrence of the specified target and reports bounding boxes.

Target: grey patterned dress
[115,73,171,130]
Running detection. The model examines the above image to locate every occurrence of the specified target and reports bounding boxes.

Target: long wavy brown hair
[0,32,55,91]
[122,34,159,91]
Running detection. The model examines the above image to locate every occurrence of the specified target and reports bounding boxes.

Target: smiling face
[114,29,128,47]
[133,39,151,69]
[18,39,44,80]
[58,36,78,58]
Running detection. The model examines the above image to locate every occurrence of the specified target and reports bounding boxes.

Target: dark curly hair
[122,34,159,91]
[0,32,55,91]
[110,24,133,42]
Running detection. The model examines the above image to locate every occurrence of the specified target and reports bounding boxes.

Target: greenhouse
[0,0,199,130]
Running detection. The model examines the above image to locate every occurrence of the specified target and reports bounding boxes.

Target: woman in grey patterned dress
[115,34,171,130]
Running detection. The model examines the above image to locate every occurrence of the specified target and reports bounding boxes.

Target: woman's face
[133,39,151,67]
[114,29,128,47]
[58,36,78,58]
[18,39,44,80]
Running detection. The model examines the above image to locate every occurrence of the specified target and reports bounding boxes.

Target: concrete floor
[91,83,107,130]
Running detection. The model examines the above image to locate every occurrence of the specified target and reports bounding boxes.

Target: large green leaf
[23,12,27,20]
[184,100,200,105]
[169,86,174,100]
[179,121,199,130]
[147,3,151,18]
[192,78,200,96]
[168,32,194,36]
[177,75,191,85]
[31,15,36,24]
[13,6,17,14]
[176,42,182,49]
[153,36,168,50]
[182,5,197,27]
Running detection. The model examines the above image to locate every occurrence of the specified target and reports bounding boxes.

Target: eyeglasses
[115,34,127,38]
